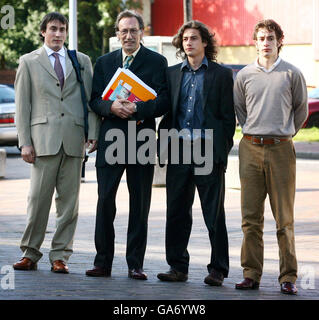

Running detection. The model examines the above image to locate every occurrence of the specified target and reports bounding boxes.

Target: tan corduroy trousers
[238,137,298,284]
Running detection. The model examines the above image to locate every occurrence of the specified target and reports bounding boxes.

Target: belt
[244,135,290,145]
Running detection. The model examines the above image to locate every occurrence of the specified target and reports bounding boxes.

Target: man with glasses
[86,10,169,280]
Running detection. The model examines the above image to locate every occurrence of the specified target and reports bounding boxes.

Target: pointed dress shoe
[235,278,260,290]
[157,269,188,282]
[86,266,111,277]
[204,269,224,286]
[51,260,69,274]
[280,282,298,295]
[128,268,148,280]
[204,269,224,287]
[13,257,37,271]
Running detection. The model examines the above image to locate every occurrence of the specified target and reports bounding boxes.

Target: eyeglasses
[117,28,140,36]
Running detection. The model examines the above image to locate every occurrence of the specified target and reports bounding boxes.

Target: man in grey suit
[13,12,100,273]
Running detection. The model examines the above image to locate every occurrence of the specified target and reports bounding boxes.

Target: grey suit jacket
[15,46,100,157]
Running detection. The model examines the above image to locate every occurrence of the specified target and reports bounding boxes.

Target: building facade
[147,0,319,87]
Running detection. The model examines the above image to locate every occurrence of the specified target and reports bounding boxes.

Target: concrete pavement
[0,143,319,303]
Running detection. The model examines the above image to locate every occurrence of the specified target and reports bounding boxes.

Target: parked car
[228,64,246,78]
[223,64,246,80]
[303,87,319,128]
[0,84,18,146]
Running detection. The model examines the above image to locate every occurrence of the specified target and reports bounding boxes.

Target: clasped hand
[110,96,136,119]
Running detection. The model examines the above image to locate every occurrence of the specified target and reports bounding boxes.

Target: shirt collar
[181,56,208,71]
[43,44,65,58]
[122,45,141,64]
[255,56,282,73]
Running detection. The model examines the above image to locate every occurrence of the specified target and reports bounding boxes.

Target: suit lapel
[64,49,73,80]
[203,61,217,109]
[37,47,58,81]
[128,45,145,72]
[171,67,183,121]
[117,49,123,68]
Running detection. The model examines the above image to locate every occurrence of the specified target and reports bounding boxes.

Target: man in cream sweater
[234,19,308,295]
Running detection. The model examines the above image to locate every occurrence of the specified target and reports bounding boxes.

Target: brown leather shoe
[235,278,260,290]
[281,282,298,295]
[51,260,69,274]
[128,268,148,280]
[157,269,188,282]
[204,269,224,286]
[13,258,37,271]
[86,266,111,277]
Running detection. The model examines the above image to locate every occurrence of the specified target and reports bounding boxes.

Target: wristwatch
[133,103,137,113]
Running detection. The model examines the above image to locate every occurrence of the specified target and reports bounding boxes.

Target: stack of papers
[102,67,157,102]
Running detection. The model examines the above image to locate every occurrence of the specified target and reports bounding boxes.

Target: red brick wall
[0,70,16,86]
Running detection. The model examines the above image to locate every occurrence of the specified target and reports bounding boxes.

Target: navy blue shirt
[177,56,208,140]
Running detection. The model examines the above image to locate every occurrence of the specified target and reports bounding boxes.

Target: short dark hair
[253,19,284,53]
[115,9,144,31]
[39,12,68,42]
[172,20,218,61]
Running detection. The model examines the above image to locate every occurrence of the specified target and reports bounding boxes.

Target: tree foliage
[0,0,140,69]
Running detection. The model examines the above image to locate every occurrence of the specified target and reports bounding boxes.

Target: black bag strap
[67,49,88,141]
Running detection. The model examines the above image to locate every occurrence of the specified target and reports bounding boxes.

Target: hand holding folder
[102,68,157,123]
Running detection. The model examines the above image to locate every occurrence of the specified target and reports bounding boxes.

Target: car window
[308,87,319,99]
[0,86,15,103]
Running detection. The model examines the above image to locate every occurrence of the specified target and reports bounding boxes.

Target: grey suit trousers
[20,147,82,264]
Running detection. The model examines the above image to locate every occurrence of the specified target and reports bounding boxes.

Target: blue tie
[123,55,133,69]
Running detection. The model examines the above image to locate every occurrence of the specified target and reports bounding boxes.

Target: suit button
[61,98,63,101]
[57,83,60,87]
[61,113,64,117]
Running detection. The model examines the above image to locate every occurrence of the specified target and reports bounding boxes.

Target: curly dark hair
[253,19,284,53]
[172,20,218,62]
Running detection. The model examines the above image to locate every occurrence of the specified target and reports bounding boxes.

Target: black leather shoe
[204,269,224,286]
[235,278,260,290]
[281,282,297,295]
[86,266,111,277]
[128,268,148,280]
[157,269,188,282]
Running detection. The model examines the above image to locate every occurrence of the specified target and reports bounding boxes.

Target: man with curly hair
[157,20,235,286]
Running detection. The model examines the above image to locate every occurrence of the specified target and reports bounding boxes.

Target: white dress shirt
[255,56,282,73]
[43,44,66,76]
[122,45,141,67]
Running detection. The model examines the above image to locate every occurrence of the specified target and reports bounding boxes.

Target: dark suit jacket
[90,44,169,167]
[158,60,236,169]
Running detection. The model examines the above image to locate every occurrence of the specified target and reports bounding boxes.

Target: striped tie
[123,55,133,69]
[52,52,64,90]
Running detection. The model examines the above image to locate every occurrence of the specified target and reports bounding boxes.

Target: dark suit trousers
[94,164,154,270]
[165,161,229,276]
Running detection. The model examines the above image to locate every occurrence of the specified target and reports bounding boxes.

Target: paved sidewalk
[0,145,319,302]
